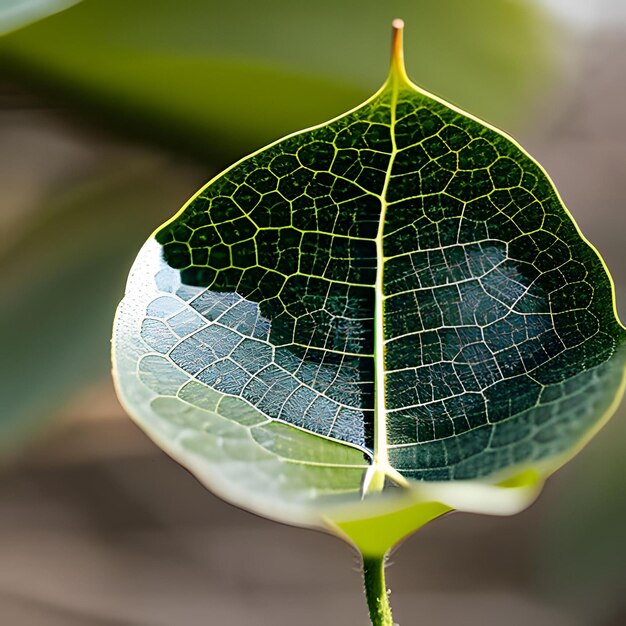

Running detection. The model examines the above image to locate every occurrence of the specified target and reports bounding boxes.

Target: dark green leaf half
[112,24,626,540]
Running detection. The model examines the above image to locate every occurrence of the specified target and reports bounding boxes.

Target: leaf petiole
[362,552,394,626]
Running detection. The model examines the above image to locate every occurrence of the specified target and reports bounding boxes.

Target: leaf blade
[112,22,626,537]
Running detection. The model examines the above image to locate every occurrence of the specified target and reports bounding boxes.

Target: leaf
[0,0,80,36]
[0,0,557,163]
[0,158,198,459]
[111,22,626,557]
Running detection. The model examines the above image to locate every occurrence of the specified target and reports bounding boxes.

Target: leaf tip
[391,17,405,32]
[390,18,409,85]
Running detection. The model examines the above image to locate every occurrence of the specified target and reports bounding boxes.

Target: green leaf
[0,0,557,162]
[0,0,80,36]
[0,159,197,458]
[112,22,626,557]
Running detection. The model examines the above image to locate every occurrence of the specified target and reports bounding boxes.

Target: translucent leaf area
[113,29,626,538]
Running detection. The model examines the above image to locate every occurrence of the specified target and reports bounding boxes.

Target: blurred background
[1,1,625,624]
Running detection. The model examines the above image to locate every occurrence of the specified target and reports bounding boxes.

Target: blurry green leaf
[0,0,557,163]
[112,23,625,567]
[0,159,199,458]
[0,0,79,35]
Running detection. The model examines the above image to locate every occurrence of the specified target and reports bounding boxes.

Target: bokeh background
[1,1,625,624]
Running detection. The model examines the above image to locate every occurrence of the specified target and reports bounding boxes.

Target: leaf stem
[362,552,395,626]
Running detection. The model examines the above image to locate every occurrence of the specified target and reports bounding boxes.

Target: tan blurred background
[1,1,625,624]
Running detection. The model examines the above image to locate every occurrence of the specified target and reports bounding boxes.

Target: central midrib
[371,77,400,485]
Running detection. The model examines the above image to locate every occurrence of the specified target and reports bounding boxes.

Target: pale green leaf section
[113,238,369,527]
